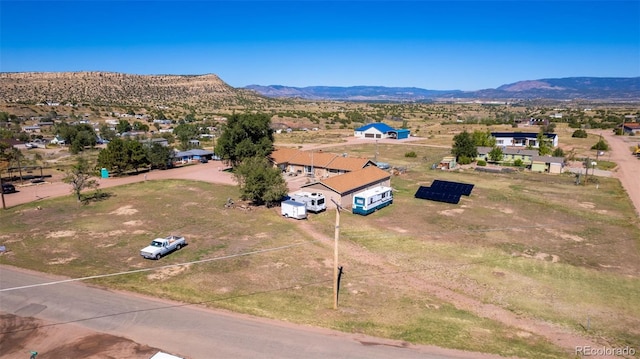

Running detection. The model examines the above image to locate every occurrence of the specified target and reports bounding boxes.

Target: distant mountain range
[245,77,640,102]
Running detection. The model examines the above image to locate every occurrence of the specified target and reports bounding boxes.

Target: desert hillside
[0,72,268,107]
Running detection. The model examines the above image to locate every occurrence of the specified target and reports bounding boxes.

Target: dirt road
[599,131,640,218]
[2,161,236,208]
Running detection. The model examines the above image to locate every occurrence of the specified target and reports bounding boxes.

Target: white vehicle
[281,200,307,219]
[150,352,184,359]
[290,192,326,213]
[352,186,393,216]
[140,235,187,260]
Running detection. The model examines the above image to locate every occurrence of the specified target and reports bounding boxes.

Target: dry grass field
[2,90,640,358]
[2,147,639,358]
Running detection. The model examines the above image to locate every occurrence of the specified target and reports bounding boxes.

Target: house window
[497,139,504,145]
[305,165,312,173]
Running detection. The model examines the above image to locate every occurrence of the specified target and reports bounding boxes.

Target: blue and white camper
[352,186,393,215]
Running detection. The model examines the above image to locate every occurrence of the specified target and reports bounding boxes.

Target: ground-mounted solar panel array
[431,179,474,196]
[414,180,474,205]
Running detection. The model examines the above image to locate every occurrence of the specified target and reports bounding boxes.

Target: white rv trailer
[290,192,326,213]
[352,186,393,215]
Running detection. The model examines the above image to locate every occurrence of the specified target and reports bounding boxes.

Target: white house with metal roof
[491,132,559,148]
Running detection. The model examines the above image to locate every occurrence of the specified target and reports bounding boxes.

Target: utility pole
[583,157,589,186]
[331,198,342,309]
[1,169,5,210]
[374,140,379,163]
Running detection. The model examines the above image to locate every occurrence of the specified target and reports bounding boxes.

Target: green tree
[537,131,552,156]
[215,113,274,167]
[70,129,97,154]
[133,121,149,132]
[56,123,96,153]
[591,139,609,151]
[147,142,174,170]
[488,146,504,162]
[472,129,496,147]
[63,157,99,202]
[97,138,131,175]
[116,120,132,134]
[99,123,117,141]
[451,130,478,160]
[173,123,199,150]
[234,156,287,205]
[126,140,150,173]
[571,129,588,138]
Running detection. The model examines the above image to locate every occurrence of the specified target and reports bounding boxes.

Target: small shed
[438,156,456,170]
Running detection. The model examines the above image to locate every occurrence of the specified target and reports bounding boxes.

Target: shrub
[404,151,417,158]
[552,148,565,157]
[514,159,523,167]
[458,155,472,165]
[591,140,609,151]
[572,129,588,138]
[477,160,487,166]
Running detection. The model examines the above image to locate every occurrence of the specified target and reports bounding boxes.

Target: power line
[0,241,313,293]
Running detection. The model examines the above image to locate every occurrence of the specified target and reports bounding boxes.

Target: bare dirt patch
[146,264,191,280]
[110,205,138,216]
[46,230,76,239]
[0,313,160,359]
[438,208,465,216]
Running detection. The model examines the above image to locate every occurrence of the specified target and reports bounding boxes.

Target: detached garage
[388,129,410,139]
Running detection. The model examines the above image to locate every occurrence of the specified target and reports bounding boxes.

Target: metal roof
[355,123,395,133]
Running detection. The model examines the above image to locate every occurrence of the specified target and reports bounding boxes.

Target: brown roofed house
[301,166,392,208]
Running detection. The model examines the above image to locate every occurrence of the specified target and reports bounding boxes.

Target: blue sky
[1,1,638,90]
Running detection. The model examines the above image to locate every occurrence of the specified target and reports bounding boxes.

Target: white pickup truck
[140,235,187,260]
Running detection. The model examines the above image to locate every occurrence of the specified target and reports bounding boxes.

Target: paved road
[0,266,505,359]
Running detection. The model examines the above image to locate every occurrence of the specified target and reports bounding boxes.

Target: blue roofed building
[354,123,410,140]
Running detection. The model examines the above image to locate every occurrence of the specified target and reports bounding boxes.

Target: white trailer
[290,192,326,213]
[352,186,393,215]
[281,200,307,219]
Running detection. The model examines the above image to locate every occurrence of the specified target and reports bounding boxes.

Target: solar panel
[431,179,474,196]
[414,186,461,204]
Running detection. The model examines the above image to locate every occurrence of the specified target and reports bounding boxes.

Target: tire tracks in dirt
[294,219,608,358]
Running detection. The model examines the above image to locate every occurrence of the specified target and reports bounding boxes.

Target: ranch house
[269,147,376,178]
[476,147,538,165]
[300,166,392,209]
